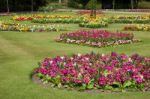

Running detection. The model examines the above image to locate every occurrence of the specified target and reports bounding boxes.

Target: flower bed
[79,21,108,28]
[13,15,73,21]
[124,24,150,31]
[31,15,111,28]
[0,22,66,32]
[56,29,140,48]
[32,18,82,24]
[33,52,150,91]
[79,15,110,28]
[112,15,150,24]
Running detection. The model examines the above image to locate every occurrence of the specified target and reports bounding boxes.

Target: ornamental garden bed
[56,29,140,48]
[32,18,82,24]
[32,52,150,92]
[124,24,150,31]
[0,22,66,32]
[111,15,150,24]
[13,15,111,28]
[79,15,110,28]
[13,15,73,21]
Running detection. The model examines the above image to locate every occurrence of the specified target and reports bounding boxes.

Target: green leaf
[104,85,113,90]
[37,73,44,78]
[80,84,86,90]
[87,83,94,89]
[123,80,132,88]
[45,75,51,81]
[53,75,61,85]
[103,70,109,77]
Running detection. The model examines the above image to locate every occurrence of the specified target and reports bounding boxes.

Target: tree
[90,0,97,18]
[131,0,134,9]
[59,0,62,4]
[31,0,34,12]
[112,0,115,9]
[6,0,9,13]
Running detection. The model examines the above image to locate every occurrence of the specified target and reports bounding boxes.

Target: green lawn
[0,11,150,99]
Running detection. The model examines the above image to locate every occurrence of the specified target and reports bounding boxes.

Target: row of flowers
[112,14,150,20]
[111,14,150,24]
[124,24,150,31]
[56,29,140,48]
[13,15,73,21]
[34,52,150,91]
[32,18,83,24]
[79,15,110,28]
[0,22,66,32]
[32,15,111,28]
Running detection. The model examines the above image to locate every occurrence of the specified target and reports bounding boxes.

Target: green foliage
[32,18,82,24]
[123,81,132,88]
[38,3,66,12]
[0,0,48,12]
[138,1,150,9]
[85,0,102,9]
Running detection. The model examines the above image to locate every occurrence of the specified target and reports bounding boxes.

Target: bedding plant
[124,24,150,31]
[0,22,66,32]
[33,52,150,91]
[56,29,140,48]
[112,14,150,24]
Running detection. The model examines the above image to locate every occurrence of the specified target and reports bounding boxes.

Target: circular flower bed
[56,29,140,48]
[33,52,150,91]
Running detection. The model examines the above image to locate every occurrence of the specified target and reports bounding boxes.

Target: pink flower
[83,76,91,84]
[74,79,82,84]
[98,76,107,86]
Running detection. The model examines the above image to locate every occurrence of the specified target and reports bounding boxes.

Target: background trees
[0,0,48,12]
[0,0,150,12]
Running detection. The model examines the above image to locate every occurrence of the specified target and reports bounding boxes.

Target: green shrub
[85,0,102,9]
[38,3,66,12]
[68,1,83,9]
[138,1,150,9]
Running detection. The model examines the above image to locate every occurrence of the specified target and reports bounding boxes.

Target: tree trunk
[59,0,62,4]
[63,0,68,6]
[6,0,9,13]
[31,0,34,12]
[131,0,134,9]
[113,0,115,9]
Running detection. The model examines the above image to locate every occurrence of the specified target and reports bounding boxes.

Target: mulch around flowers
[32,74,150,94]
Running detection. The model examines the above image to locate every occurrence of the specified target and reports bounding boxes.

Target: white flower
[49,61,53,64]
[70,57,73,60]
[73,62,77,66]
[78,73,82,78]
[61,56,64,60]
[85,57,89,61]
[78,53,81,57]
[102,53,105,57]
[140,75,144,79]
[128,58,132,62]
